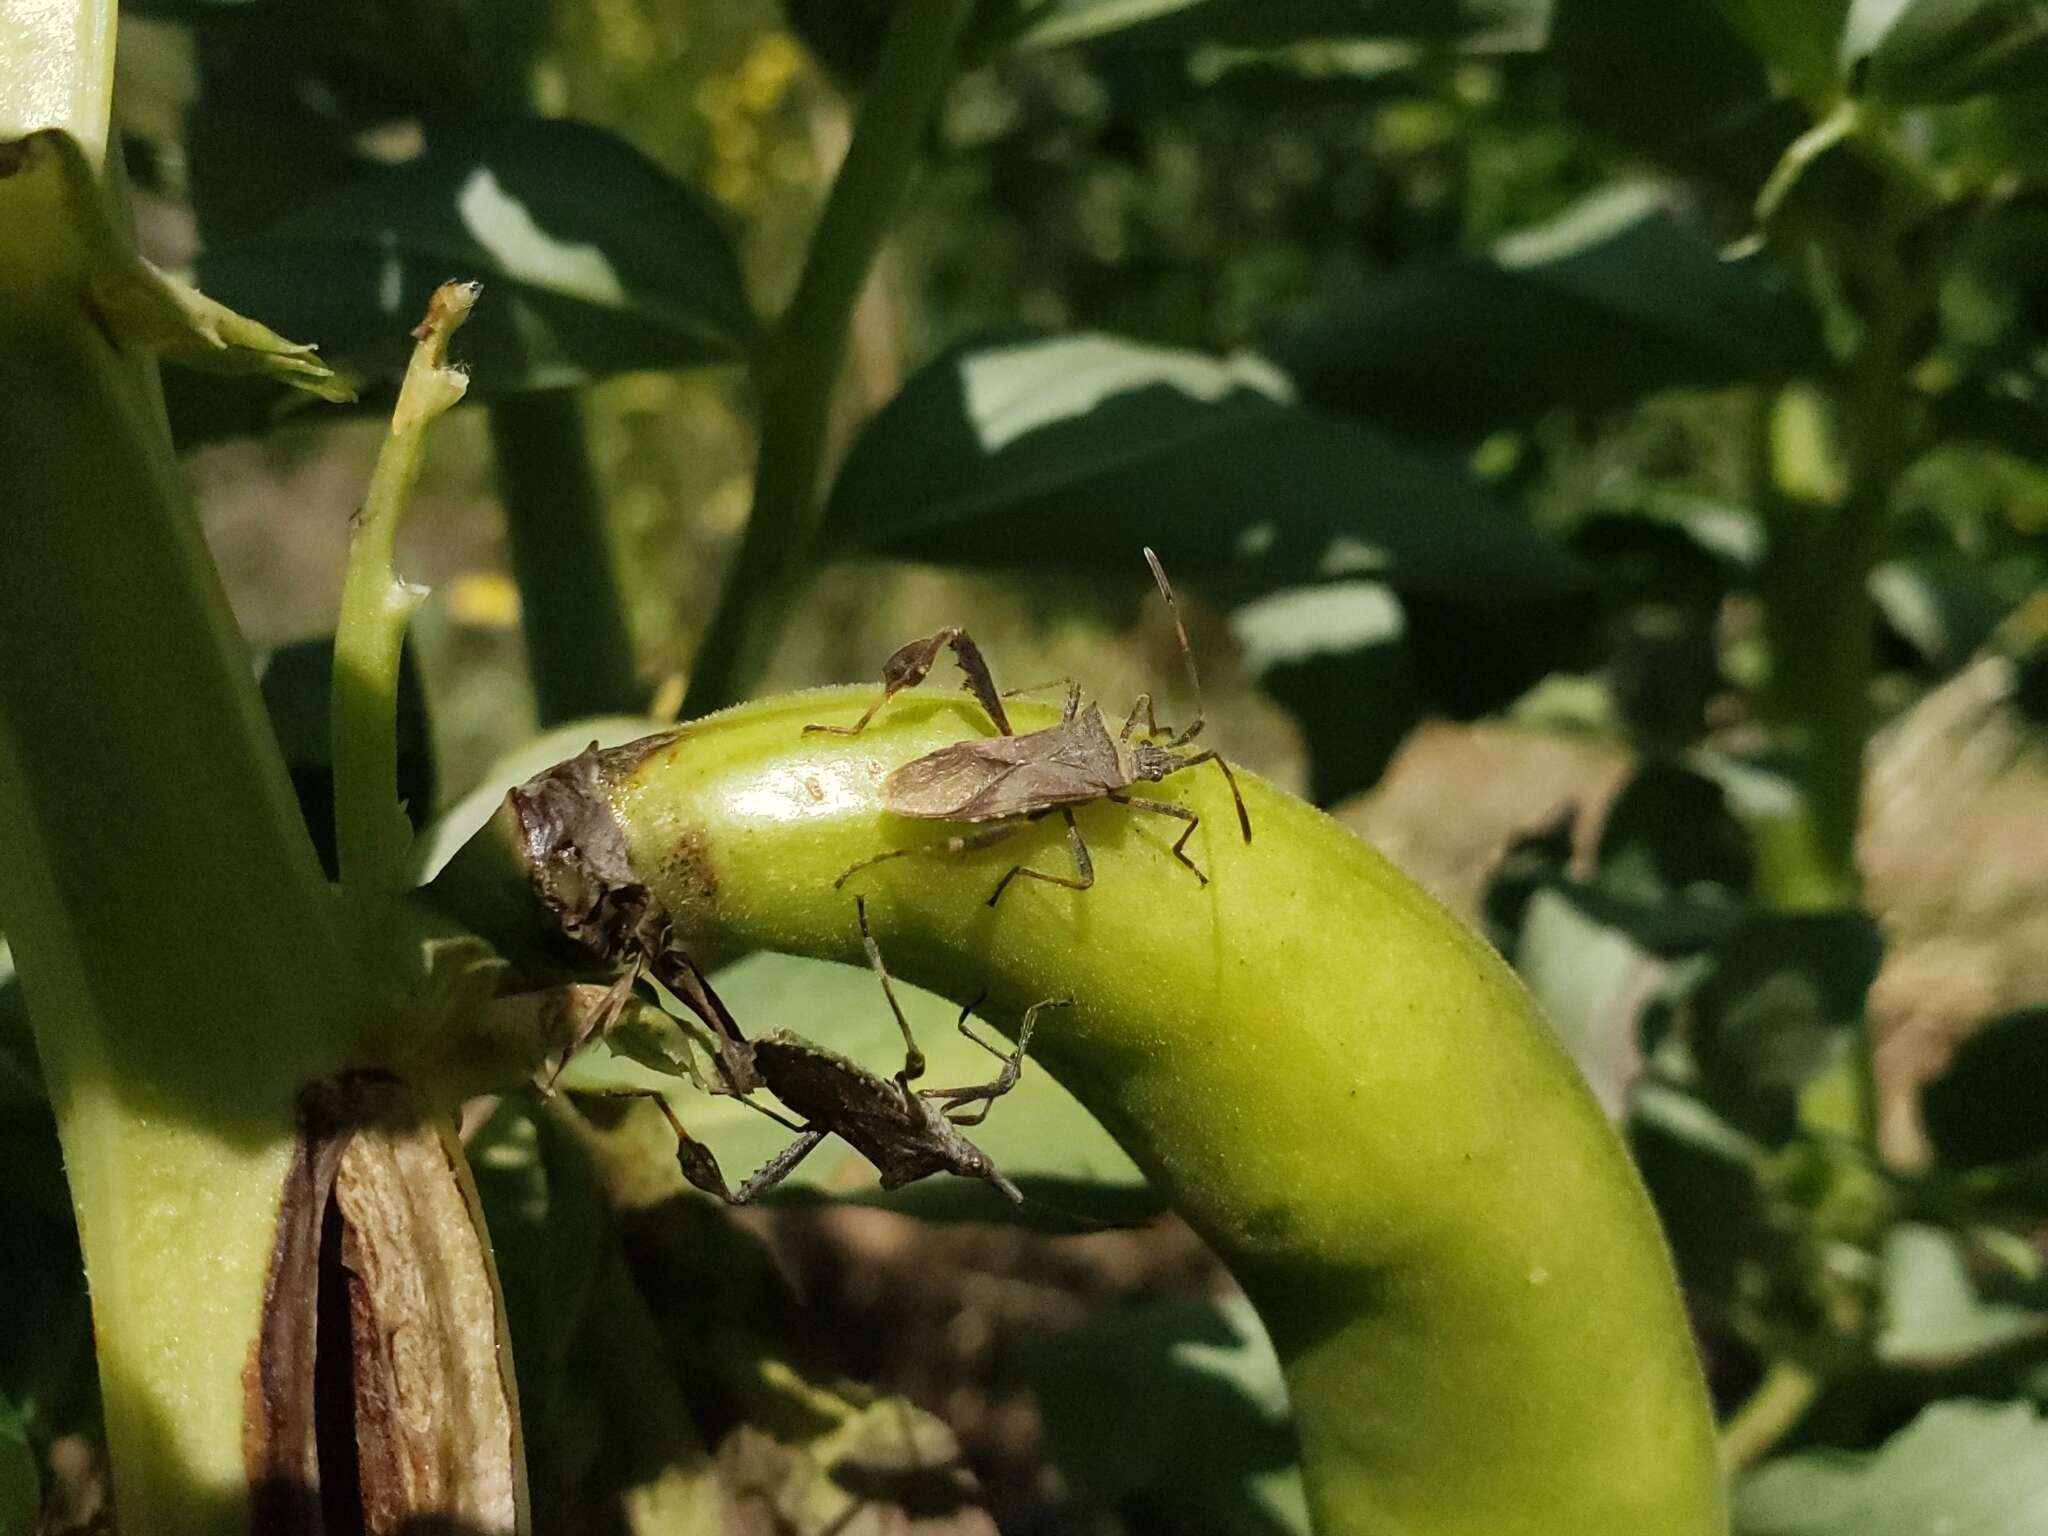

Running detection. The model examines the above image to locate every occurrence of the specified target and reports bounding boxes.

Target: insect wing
[880,737,1034,820]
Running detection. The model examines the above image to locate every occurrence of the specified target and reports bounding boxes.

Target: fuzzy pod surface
[441,687,1727,1536]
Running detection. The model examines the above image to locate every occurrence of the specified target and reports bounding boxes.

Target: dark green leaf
[1020,1293,1307,1536]
[192,117,757,406]
[825,332,1585,602]
[1481,811,1577,951]
[1923,1006,2048,1168]
[1279,184,1821,440]
[1736,1399,2048,1534]
[561,951,1160,1226]
[1550,0,1779,172]
[1596,761,1756,905]
[1631,1083,1766,1303]
[1847,0,2048,105]
[1229,582,1419,804]
[0,1395,36,1536]
[259,637,433,882]
[1689,909,1884,1144]
[0,946,69,1230]
[1011,0,1551,53]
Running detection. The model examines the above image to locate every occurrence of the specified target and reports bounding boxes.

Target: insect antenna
[1142,547,1205,748]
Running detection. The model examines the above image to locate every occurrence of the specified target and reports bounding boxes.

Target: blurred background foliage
[5,0,2048,1531]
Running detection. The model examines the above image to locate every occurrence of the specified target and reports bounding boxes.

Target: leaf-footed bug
[620,898,1071,1207]
[808,549,1253,906]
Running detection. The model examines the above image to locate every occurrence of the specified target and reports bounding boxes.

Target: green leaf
[0,130,347,401]
[1871,556,2013,674]
[1846,0,2048,104]
[1279,183,1821,440]
[1010,0,1551,52]
[1716,0,1854,95]
[1922,1006,2048,1167]
[1877,1222,2048,1369]
[561,951,1159,1225]
[714,1387,995,1536]
[191,117,759,403]
[825,331,1585,602]
[1019,1293,1307,1536]
[468,1100,607,1470]
[1735,1399,2048,1534]
[1513,887,1665,1117]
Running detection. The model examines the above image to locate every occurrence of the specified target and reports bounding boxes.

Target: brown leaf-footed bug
[808,548,1253,906]
[622,898,1071,1206]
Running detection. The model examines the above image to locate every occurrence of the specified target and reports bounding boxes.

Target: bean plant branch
[332,280,479,897]
[681,0,975,716]
[0,56,371,1534]
[1718,1360,1822,1473]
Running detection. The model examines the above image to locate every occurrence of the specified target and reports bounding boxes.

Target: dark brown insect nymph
[632,898,1069,1207]
[809,549,1253,906]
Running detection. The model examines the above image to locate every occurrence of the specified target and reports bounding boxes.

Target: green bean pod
[441,687,1726,1536]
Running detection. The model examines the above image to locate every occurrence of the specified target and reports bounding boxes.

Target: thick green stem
[434,695,1727,1535]
[333,283,478,896]
[0,125,368,1531]
[680,2,973,716]
[488,390,645,724]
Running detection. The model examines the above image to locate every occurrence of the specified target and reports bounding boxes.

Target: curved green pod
[442,687,1726,1536]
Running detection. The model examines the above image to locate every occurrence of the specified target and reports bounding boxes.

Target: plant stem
[488,390,645,724]
[1718,1360,1821,1473]
[681,1,974,717]
[1756,198,1923,1159]
[332,282,479,896]
[0,0,115,165]
[0,121,368,1534]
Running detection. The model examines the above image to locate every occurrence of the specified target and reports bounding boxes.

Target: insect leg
[806,626,1015,737]
[856,894,925,1101]
[537,965,642,1094]
[597,1089,738,1204]
[733,1128,832,1204]
[1172,749,1254,843]
[1118,692,1163,741]
[942,631,1015,735]
[986,810,1095,907]
[649,949,760,1095]
[931,997,1071,1125]
[1109,792,1207,884]
[833,819,1030,889]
